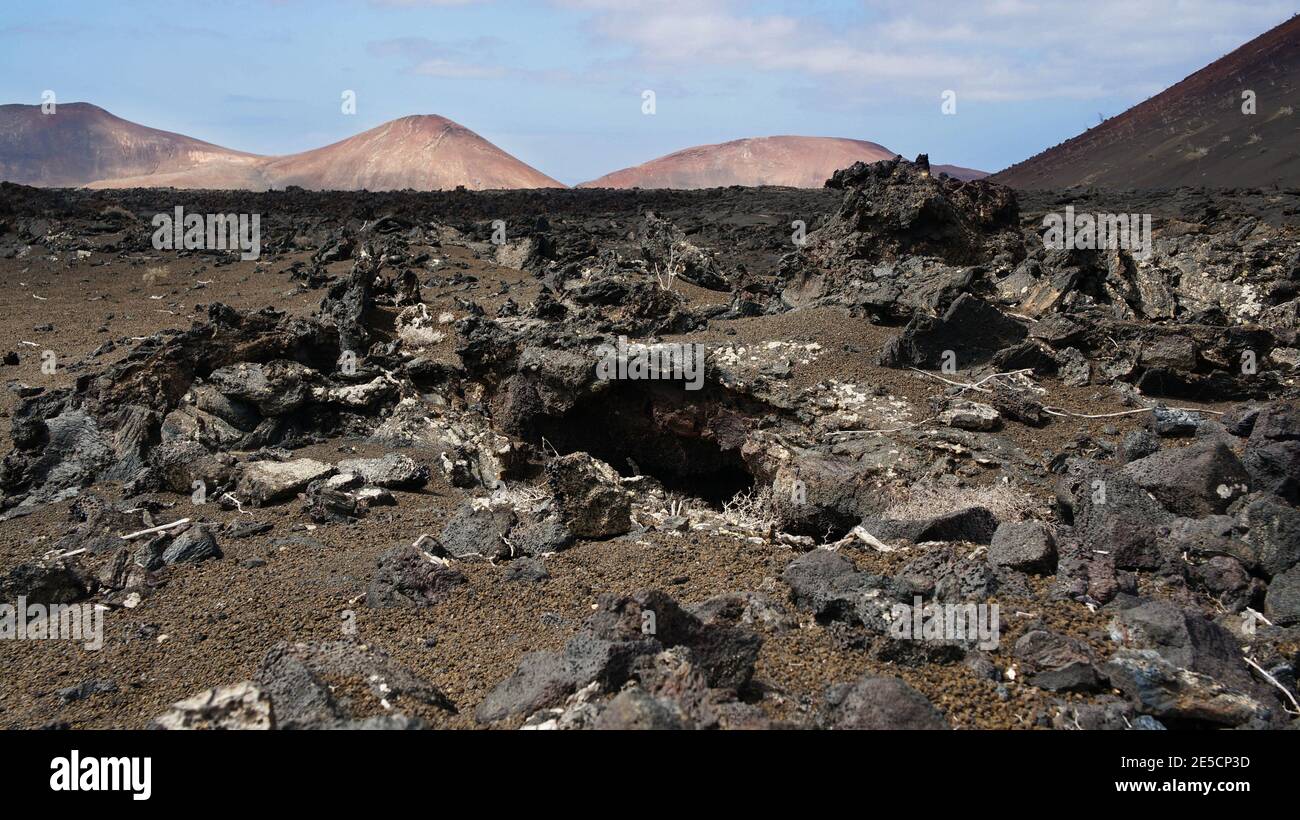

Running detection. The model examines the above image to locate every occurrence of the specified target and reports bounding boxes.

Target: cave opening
[529,381,756,509]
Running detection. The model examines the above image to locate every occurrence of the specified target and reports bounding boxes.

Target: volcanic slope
[579,135,986,189]
[993,15,1300,189]
[0,105,564,191]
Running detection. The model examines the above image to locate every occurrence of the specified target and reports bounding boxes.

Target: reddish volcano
[579,135,986,189]
[0,106,563,191]
[993,15,1300,189]
[257,115,563,192]
[0,102,258,188]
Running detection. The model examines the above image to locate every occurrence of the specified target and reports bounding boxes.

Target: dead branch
[1042,405,1224,419]
[1244,655,1300,714]
[826,416,936,437]
[120,518,191,540]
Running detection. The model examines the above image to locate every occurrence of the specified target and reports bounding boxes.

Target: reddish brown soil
[0,239,1232,730]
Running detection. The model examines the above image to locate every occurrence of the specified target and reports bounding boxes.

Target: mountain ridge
[992,15,1300,189]
[579,135,986,189]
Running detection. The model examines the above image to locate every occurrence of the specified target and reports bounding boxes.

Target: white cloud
[562,0,1295,102]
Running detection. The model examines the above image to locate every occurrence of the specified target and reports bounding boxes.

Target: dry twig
[121,518,190,540]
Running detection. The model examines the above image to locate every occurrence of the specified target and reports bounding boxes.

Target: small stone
[1264,565,1300,626]
[160,526,221,565]
[988,520,1057,574]
[1105,650,1261,727]
[151,681,274,730]
[366,543,467,608]
[56,679,118,703]
[819,675,949,730]
[1150,405,1202,437]
[236,458,335,505]
[938,399,1001,431]
[1120,439,1251,517]
[355,487,396,506]
[1120,429,1159,463]
[324,472,365,492]
[659,515,690,532]
[336,453,429,489]
[546,453,632,539]
[503,557,549,582]
[1013,630,1102,692]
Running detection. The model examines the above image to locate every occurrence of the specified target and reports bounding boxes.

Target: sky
[0,0,1295,185]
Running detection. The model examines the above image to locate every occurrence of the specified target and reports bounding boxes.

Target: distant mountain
[993,15,1300,189]
[0,102,257,188]
[0,104,993,192]
[0,104,563,191]
[256,115,563,191]
[927,163,988,183]
[578,135,986,189]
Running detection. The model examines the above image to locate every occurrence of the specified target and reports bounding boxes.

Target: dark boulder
[366,543,467,608]
[1120,440,1251,517]
[880,294,1027,369]
[860,506,999,545]
[988,521,1057,574]
[819,675,949,730]
[1013,630,1103,692]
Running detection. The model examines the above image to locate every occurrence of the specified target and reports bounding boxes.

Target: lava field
[0,160,1298,730]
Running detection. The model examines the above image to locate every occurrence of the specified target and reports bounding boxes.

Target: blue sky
[1,0,1294,184]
